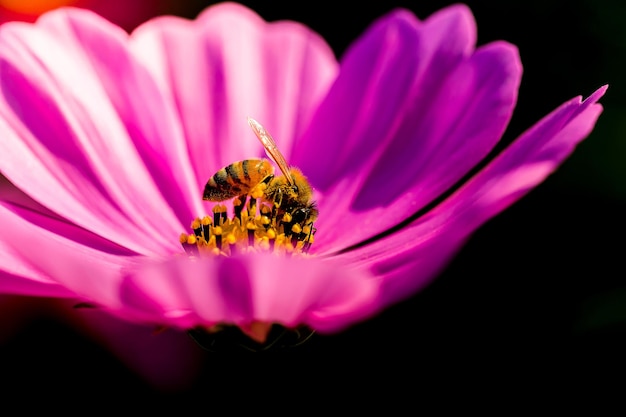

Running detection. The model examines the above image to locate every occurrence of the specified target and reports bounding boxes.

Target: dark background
[1,0,623,400]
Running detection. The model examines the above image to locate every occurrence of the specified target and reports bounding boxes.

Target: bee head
[288,168,313,203]
[291,207,310,224]
[290,201,318,226]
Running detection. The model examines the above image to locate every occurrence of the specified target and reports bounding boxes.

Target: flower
[0,0,161,31]
[0,0,605,358]
[0,0,76,16]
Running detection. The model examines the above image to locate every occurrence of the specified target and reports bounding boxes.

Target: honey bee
[203,117,318,228]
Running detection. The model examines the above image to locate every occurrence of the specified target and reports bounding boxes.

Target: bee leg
[303,225,316,253]
[267,190,284,226]
[271,205,281,226]
[234,194,247,221]
[248,195,257,216]
[274,189,284,209]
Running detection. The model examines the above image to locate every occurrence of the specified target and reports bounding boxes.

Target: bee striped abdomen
[203,159,273,202]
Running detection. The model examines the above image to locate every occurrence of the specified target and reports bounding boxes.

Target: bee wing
[247,117,295,186]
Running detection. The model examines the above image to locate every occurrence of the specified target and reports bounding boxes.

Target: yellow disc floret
[180,194,315,257]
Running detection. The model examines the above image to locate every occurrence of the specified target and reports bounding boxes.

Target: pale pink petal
[0,178,133,256]
[0,9,191,255]
[335,86,607,307]
[115,254,379,334]
[129,2,338,195]
[0,181,69,295]
[291,6,521,253]
[37,7,205,224]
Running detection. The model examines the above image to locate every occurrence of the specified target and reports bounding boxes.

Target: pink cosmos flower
[0,0,606,358]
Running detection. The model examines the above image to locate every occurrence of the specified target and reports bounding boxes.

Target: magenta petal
[117,254,379,334]
[335,86,607,307]
[130,2,338,194]
[295,5,475,184]
[293,6,521,252]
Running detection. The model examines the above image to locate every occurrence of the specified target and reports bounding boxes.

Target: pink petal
[129,2,339,197]
[334,86,606,307]
[0,272,72,298]
[0,199,137,306]
[115,254,379,334]
[0,178,73,296]
[0,9,192,255]
[292,6,521,253]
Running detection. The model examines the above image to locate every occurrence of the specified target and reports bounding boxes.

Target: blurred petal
[130,2,338,193]
[294,6,521,252]
[0,272,71,297]
[54,299,204,391]
[336,86,607,306]
[116,254,379,335]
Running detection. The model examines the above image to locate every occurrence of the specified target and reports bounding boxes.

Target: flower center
[179,183,315,257]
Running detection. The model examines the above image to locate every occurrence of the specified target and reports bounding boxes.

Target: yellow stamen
[181,188,315,258]
[225,233,236,245]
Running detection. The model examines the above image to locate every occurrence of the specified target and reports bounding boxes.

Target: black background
[1,0,624,402]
